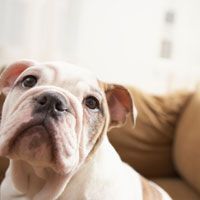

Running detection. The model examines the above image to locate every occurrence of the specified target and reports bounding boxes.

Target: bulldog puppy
[0,60,171,200]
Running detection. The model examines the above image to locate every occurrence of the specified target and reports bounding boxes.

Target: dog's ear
[0,60,37,95]
[104,84,137,130]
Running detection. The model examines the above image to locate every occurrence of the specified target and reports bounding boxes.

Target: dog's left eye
[84,96,100,110]
[22,75,37,88]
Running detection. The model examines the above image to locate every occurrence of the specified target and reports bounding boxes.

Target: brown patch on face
[87,112,105,144]
[141,177,163,200]
[82,110,106,163]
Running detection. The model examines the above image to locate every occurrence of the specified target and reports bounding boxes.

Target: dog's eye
[22,75,37,88]
[84,96,100,110]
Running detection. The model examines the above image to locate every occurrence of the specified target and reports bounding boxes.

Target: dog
[0,60,171,199]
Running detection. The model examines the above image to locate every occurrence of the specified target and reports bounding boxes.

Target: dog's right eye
[22,75,37,88]
[84,96,100,110]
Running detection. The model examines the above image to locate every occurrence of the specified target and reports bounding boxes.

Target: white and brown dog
[0,60,171,200]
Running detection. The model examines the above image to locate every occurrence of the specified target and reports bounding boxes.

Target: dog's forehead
[39,62,102,94]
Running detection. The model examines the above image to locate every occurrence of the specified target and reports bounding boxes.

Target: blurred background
[0,0,200,93]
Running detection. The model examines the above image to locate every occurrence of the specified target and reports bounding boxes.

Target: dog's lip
[8,117,46,153]
[7,115,71,166]
[5,112,76,174]
[7,113,60,154]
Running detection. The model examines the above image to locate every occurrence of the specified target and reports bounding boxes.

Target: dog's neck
[10,159,71,200]
[8,136,119,200]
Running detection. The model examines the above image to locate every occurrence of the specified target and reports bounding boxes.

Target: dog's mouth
[8,115,77,174]
[8,116,55,165]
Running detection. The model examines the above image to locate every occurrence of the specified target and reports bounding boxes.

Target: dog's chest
[59,140,143,200]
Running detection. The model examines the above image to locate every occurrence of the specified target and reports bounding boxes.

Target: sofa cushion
[153,178,200,200]
[109,86,191,177]
[174,90,200,193]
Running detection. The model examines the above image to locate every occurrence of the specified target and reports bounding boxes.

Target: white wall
[69,0,200,93]
[0,0,200,93]
[67,0,168,92]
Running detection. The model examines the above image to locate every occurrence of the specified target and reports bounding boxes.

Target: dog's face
[0,60,136,175]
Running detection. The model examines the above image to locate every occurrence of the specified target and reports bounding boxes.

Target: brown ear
[0,59,37,95]
[105,84,137,130]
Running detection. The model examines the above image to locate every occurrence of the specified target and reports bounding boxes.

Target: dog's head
[0,60,136,175]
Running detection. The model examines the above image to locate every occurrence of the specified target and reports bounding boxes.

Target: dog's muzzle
[1,91,77,174]
[33,92,69,119]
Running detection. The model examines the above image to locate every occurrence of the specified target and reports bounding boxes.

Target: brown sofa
[109,86,200,199]
[0,85,200,199]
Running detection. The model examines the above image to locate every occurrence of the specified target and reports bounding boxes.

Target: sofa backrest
[174,90,200,193]
[109,86,191,178]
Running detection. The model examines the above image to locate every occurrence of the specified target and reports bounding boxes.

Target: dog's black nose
[35,92,68,118]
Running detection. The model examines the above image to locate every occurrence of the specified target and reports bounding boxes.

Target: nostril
[38,96,48,106]
[55,101,66,112]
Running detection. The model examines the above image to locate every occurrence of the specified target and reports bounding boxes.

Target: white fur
[59,137,143,200]
[0,61,171,200]
[1,138,143,200]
